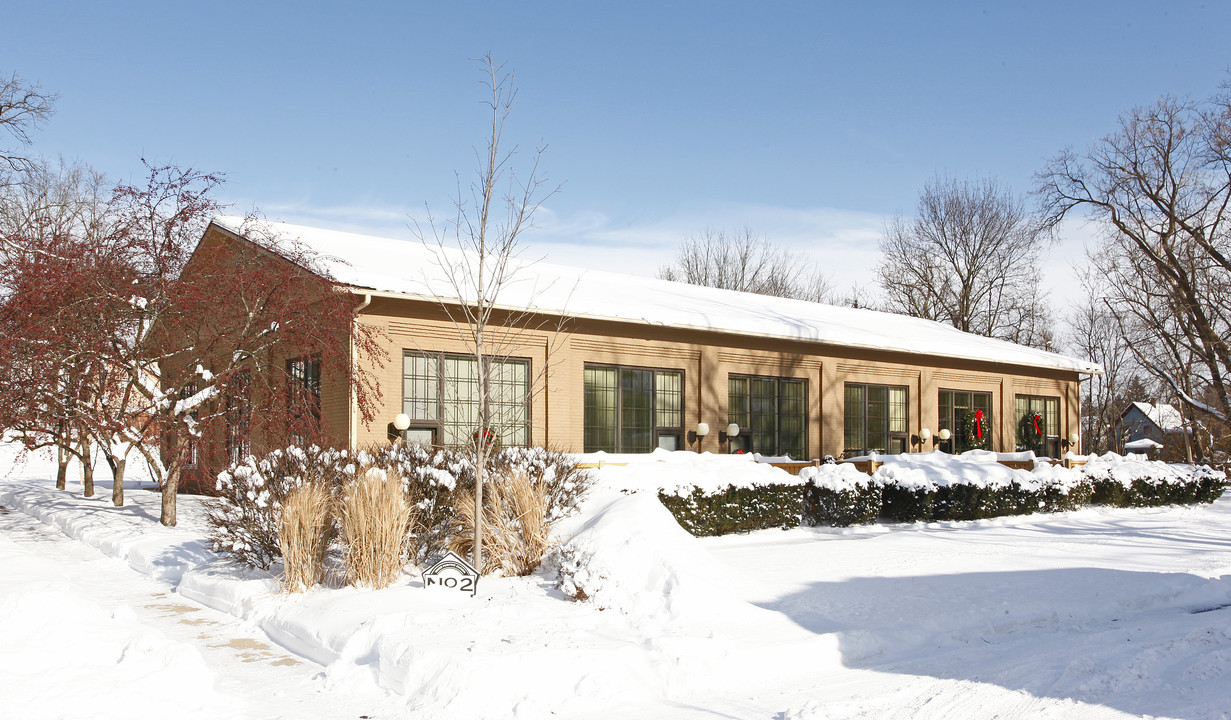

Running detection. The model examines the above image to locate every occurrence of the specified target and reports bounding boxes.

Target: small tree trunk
[82,455,95,498]
[109,451,125,506]
[473,458,484,573]
[109,456,126,502]
[78,436,94,497]
[56,449,68,491]
[161,466,179,527]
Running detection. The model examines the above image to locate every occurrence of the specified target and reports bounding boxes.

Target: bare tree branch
[410,55,565,573]
[0,72,56,175]
[656,227,837,303]
[877,175,1054,349]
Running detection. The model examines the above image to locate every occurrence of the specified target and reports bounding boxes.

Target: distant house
[177,217,1104,482]
[1117,401,1181,445]
[1117,402,1188,458]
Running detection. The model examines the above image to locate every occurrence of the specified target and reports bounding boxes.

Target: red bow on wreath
[1032,413,1042,438]
[974,410,984,440]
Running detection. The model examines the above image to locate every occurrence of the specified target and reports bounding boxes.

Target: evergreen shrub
[658,483,804,536]
[801,479,881,527]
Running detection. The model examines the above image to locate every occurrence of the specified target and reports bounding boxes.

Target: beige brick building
[207,218,1101,461]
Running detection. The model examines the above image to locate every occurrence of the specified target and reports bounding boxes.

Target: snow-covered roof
[212,216,1102,374]
[1124,437,1164,451]
[1128,402,1185,431]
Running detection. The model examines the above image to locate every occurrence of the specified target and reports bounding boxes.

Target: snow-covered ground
[2,443,1230,720]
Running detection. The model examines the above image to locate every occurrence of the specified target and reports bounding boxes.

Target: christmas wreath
[1018,412,1044,447]
[960,409,989,450]
[472,427,500,449]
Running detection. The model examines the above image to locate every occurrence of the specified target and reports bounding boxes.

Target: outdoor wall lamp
[688,422,710,447]
[934,428,951,446]
[1061,433,1079,451]
[718,423,740,444]
[911,428,931,449]
[389,413,411,443]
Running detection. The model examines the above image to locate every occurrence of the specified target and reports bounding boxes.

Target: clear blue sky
[6,1,1231,297]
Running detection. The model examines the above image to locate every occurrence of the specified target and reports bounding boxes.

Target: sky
[5,1,1231,310]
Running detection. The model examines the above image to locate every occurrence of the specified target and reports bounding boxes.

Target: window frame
[286,355,322,447]
[727,374,808,458]
[938,388,993,453]
[225,371,251,465]
[843,382,909,458]
[1015,394,1061,457]
[583,363,685,453]
[401,351,532,448]
[179,382,199,469]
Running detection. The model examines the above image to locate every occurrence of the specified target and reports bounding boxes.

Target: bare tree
[412,55,562,573]
[876,176,1054,349]
[1064,267,1140,453]
[0,72,56,175]
[657,227,836,302]
[1038,90,1231,449]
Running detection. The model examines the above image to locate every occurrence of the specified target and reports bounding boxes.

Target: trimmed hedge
[737,462,1223,533]
[1091,475,1225,508]
[802,480,881,527]
[878,485,935,523]
[805,472,1221,526]
[647,458,1225,537]
[658,483,804,536]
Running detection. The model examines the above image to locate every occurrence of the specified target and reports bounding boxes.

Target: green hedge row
[657,472,1225,536]
[657,484,804,536]
[1090,476,1225,507]
[801,480,881,527]
[875,480,1091,523]
[810,473,1221,526]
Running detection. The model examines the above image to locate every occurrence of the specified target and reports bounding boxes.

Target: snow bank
[798,461,871,492]
[552,489,747,622]
[1082,451,1224,487]
[579,449,805,496]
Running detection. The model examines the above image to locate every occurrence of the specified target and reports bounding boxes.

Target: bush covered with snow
[208,444,592,577]
[207,445,350,570]
[800,463,881,526]
[364,444,591,564]
[589,452,806,536]
[1082,454,1225,507]
[796,452,1222,527]
[658,483,805,535]
[356,443,471,564]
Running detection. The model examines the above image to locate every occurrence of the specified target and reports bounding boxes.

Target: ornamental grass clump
[451,471,551,577]
[278,482,333,592]
[358,443,472,564]
[340,467,415,589]
[207,445,349,570]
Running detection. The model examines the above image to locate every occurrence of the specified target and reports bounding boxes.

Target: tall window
[402,352,530,447]
[938,390,992,453]
[225,371,251,465]
[844,383,908,457]
[583,365,683,453]
[180,383,199,469]
[1015,394,1060,457]
[727,375,806,458]
[286,356,322,447]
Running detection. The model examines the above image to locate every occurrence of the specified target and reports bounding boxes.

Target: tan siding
[344,295,1087,459]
